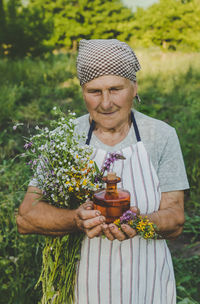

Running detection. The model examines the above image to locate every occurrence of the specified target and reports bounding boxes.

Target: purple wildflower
[24,142,33,150]
[120,210,137,223]
[33,160,37,166]
[94,176,99,183]
[26,160,33,166]
[101,153,125,174]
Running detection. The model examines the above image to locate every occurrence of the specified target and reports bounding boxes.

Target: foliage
[29,0,133,49]
[1,0,200,57]
[0,50,200,302]
[0,159,44,304]
[130,0,200,51]
[0,0,133,57]
[173,255,200,303]
[0,0,53,57]
[0,54,85,161]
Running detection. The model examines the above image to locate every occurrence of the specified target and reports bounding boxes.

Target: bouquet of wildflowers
[23,108,101,303]
[114,210,158,239]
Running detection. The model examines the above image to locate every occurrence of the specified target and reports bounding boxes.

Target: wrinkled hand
[102,207,140,241]
[74,200,105,238]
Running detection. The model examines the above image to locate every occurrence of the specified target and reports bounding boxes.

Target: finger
[102,224,115,241]
[78,209,101,220]
[85,225,103,239]
[81,201,94,210]
[85,206,93,210]
[109,224,126,241]
[130,206,140,215]
[121,224,137,238]
[83,216,105,229]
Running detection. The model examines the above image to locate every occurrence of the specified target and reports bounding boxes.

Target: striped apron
[75,112,176,304]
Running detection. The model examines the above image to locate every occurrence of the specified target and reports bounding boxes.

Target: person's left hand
[102,206,140,241]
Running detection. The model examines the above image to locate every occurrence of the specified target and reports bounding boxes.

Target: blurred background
[0,0,200,303]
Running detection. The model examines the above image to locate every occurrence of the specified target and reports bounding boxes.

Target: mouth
[99,111,117,115]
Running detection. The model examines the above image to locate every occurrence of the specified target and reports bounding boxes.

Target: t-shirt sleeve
[157,127,189,192]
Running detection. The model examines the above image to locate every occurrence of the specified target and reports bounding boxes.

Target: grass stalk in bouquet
[23,108,101,303]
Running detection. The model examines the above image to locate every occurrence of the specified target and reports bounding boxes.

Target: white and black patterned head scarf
[77,39,141,86]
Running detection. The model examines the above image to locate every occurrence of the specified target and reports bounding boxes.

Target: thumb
[82,200,94,210]
[130,206,140,215]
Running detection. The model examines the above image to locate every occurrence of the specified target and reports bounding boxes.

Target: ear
[133,82,138,97]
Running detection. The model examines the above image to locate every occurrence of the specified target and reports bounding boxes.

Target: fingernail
[99,216,105,222]
[95,211,101,216]
[121,224,126,229]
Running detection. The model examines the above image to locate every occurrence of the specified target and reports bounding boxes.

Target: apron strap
[85,111,141,145]
[131,111,141,142]
[85,119,95,145]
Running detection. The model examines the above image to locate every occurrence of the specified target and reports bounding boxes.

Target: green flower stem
[36,233,84,304]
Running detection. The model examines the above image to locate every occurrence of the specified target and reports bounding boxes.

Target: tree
[129,0,200,51]
[0,0,6,55]
[0,0,53,57]
[29,0,133,50]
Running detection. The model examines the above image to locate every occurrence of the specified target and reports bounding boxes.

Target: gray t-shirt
[29,110,189,192]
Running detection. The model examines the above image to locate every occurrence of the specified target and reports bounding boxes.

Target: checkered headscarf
[77,39,141,85]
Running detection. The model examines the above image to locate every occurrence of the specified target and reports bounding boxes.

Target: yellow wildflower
[114,219,120,226]
[136,220,146,232]
[82,179,88,186]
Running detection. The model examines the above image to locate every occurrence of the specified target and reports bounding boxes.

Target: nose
[101,91,113,110]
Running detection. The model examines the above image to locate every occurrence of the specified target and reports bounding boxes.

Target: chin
[99,121,119,130]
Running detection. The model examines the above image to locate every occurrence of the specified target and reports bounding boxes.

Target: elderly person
[17,39,189,304]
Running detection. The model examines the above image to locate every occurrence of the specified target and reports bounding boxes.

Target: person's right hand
[74,200,105,238]
[102,206,140,241]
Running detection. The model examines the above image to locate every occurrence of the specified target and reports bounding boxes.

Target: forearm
[146,191,185,239]
[146,209,184,239]
[16,187,78,235]
[17,204,77,235]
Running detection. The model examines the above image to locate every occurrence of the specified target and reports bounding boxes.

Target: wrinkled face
[82,75,137,130]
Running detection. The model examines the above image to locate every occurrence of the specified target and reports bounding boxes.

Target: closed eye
[109,87,123,92]
[88,90,101,94]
